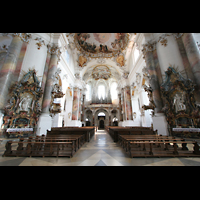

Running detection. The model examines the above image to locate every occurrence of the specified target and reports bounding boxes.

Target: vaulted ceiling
[66,33,137,83]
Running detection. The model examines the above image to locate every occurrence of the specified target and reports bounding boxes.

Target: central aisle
[74,129,128,166]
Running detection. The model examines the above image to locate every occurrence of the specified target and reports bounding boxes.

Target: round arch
[94,108,109,129]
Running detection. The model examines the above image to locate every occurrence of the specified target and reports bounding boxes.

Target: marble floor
[1,129,200,166]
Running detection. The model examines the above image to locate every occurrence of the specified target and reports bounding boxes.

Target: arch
[95,108,109,116]
[94,108,109,129]
[98,112,106,116]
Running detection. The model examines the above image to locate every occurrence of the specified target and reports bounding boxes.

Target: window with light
[111,82,118,101]
[98,84,105,100]
[86,84,91,101]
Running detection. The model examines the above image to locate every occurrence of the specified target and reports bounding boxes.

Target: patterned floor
[1,129,200,166]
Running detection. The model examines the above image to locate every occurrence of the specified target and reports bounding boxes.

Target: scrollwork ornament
[34,37,45,50]
[141,40,157,59]
[47,44,62,63]
[13,33,32,43]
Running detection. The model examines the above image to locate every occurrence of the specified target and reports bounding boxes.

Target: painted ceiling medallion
[74,33,129,58]
[92,65,111,80]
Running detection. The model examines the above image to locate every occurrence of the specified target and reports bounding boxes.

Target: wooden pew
[2,140,74,157]
[3,126,96,158]
[47,127,95,142]
[118,135,175,152]
[20,135,84,152]
[128,139,200,157]
[106,126,157,142]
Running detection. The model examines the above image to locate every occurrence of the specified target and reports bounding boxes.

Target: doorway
[86,121,91,126]
[99,120,104,129]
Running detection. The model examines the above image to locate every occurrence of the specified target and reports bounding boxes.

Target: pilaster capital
[172,33,184,39]
[141,40,157,58]
[13,33,32,43]
[47,44,62,62]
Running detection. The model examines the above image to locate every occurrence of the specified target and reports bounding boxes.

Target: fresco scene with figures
[1,33,200,166]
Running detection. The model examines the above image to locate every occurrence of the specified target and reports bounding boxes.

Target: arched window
[86,83,91,101]
[65,50,70,66]
[134,48,139,62]
[98,84,105,100]
[98,112,106,116]
[111,82,118,101]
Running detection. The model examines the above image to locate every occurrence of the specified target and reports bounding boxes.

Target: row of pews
[105,126,200,157]
[2,126,95,158]
[105,126,157,142]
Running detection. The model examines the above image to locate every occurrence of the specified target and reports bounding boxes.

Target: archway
[96,110,108,129]
[99,120,104,129]
[85,109,92,126]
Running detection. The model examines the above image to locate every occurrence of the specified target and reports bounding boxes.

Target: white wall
[156,35,185,76]
[18,34,48,82]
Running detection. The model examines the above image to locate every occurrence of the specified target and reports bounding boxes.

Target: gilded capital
[141,40,157,59]
[13,33,32,43]
[47,44,62,63]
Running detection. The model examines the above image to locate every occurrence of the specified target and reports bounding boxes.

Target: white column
[131,97,140,126]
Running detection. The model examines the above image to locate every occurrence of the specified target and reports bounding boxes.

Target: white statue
[173,93,186,112]
[18,93,32,113]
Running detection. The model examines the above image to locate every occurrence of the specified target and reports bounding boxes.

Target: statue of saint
[173,93,186,112]
[18,93,32,113]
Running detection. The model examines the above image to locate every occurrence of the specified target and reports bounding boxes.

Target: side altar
[1,69,43,138]
[161,67,200,137]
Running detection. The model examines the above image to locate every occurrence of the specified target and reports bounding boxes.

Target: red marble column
[42,45,61,114]
[142,41,163,113]
[124,86,133,120]
[78,89,82,121]
[72,87,80,120]
[182,33,200,101]
[175,35,195,81]
[0,35,24,110]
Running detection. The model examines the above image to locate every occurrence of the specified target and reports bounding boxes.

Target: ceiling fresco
[92,65,111,80]
[66,33,137,82]
[74,33,129,58]
[82,65,121,82]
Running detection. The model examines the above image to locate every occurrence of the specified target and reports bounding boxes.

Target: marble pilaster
[0,35,23,110]
[142,41,163,113]
[42,45,61,114]
[124,86,133,120]
[175,35,195,81]
[72,87,80,121]
[182,33,200,102]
